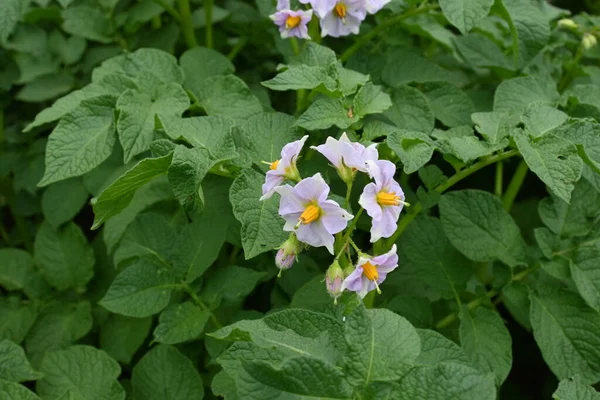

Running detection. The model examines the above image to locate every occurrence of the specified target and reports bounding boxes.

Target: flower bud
[557,18,577,30]
[582,33,598,51]
[275,234,302,276]
[337,164,356,185]
[326,260,345,303]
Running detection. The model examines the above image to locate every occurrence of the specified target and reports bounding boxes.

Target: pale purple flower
[274,173,353,254]
[260,135,308,200]
[276,249,295,269]
[311,132,378,182]
[270,9,313,40]
[341,244,398,298]
[298,0,335,18]
[319,0,367,38]
[276,0,290,10]
[274,234,303,275]
[359,160,406,243]
[364,0,390,14]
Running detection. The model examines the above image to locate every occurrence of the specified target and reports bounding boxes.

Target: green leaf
[415,329,472,366]
[117,83,189,162]
[401,216,473,298]
[48,31,87,66]
[37,346,124,400]
[384,85,435,133]
[553,375,600,400]
[393,363,496,399]
[336,64,369,96]
[91,153,173,229]
[238,112,303,168]
[295,97,358,131]
[262,64,338,92]
[167,145,212,213]
[439,0,494,34]
[502,282,532,330]
[496,0,550,68]
[418,165,448,189]
[200,266,266,309]
[211,371,238,400]
[0,298,37,344]
[0,380,40,400]
[571,246,600,312]
[16,72,75,103]
[513,130,583,204]
[153,302,209,344]
[210,309,346,364]
[99,259,179,318]
[158,115,237,163]
[352,83,392,117]
[34,222,95,291]
[132,344,204,400]
[439,190,527,267]
[229,169,287,259]
[38,95,117,187]
[382,49,467,87]
[0,340,43,382]
[100,315,152,364]
[554,119,600,174]
[494,76,558,113]
[61,6,113,43]
[420,82,475,127]
[25,302,93,356]
[0,0,20,43]
[521,103,568,138]
[387,296,433,329]
[454,33,514,71]
[190,75,262,122]
[530,286,600,383]
[180,46,234,100]
[41,178,89,229]
[344,306,421,385]
[459,307,512,385]
[0,249,35,291]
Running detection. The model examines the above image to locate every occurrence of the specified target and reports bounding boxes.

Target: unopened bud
[275,234,302,275]
[582,33,598,51]
[326,260,345,303]
[557,18,577,30]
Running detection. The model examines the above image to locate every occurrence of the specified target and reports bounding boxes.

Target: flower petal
[320,199,353,234]
[294,173,330,202]
[341,265,365,293]
[275,185,306,215]
[372,244,398,273]
[295,219,335,253]
[376,160,397,189]
[260,171,285,200]
[359,182,382,221]
[280,135,308,167]
[312,136,343,168]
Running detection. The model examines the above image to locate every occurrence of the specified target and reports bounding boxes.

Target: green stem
[339,4,439,62]
[495,161,503,197]
[204,0,213,48]
[558,45,584,92]
[182,283,222,328]
[435,264,539,329]
[152,0,181,21]
[384,150,520,249]
[177,0,197,48]
[502,160,528,212]
[227,37,248,60]
[344,181,353,209]
[334,208,364,261]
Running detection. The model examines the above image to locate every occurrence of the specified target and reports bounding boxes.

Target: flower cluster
[270,0,390,39]
[260,132,408,301]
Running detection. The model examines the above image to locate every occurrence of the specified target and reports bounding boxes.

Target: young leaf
[91,152,173,229]
[530,286,600,383]
[38,95,117,187]
[438,0,494,35]
[0,340,43,382]
[0,249,35,291]
[459,307,512,385]
[37,346,124,399]
[34,222,95,291]
[153,302,209,344]
[167,145,212,213]
[99,259,179,318]
[262,64,338,92]
[352,82,392,117]
[116,83,190,162]
[344,305,421,385]
[99,315,152,364]
[295,97,358,130]
[439,190,527,267]
[132,345,204,400]
[229,169,287,259]
[513,130,583,204]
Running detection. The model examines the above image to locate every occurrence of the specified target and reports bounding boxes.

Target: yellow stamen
[298,204,320,225]
[376,191,401,206]
[270,159,280,170]
[362,261,379,281]
[334,2,347,18]
[285,15,301,29]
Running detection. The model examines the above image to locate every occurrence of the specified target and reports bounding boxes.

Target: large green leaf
[439,0,494,34]
[420,82,475,127]
[0,380,40,400]
[167,145,212,214]
[41,178,89,229]
[38,95,117,187]
[386,129,435,174]
[439,190,527,267]
[99,315,152,364]
[0,0,21,43]
[0,298,37,344]
[132,344,204,400]
[384,85,434,133]
[295,98,358,131]
[200,265,266,309]
[180,46,235,91]
[34,222,95,291]
[0,249,35,291]
[229,169,287,259]
[352,82,392,118]
[61,6,113,43]
[0,340,43,382]
[553,375,600,400]
[494,77,558,112]
[153,302,209,344]
[554,119,600,174]
[571,246,600,312]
